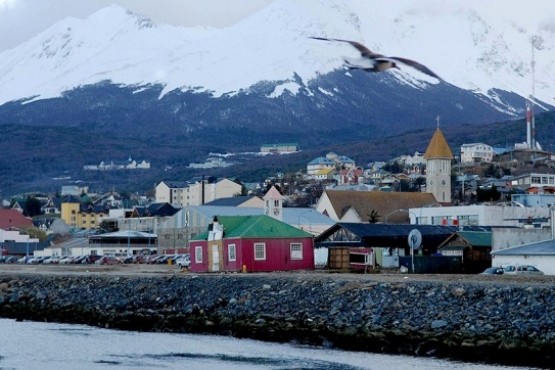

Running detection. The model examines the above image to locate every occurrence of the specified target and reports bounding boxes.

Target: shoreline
[0,265,554,368]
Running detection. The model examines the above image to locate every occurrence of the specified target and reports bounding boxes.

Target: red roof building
[0,209,33,230]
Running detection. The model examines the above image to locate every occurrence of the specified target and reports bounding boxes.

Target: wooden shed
[438,231,492,273]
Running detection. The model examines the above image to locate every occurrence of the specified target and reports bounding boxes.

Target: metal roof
[194,215,313,240]
[203,196,260,207]
[89,231,157,239]
[315,223,489,248]
[187,206,334,226]
[492,239,555,256]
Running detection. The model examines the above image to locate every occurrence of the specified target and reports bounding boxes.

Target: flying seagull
[310,36,442,80]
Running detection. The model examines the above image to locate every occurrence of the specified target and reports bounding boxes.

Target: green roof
[457,231,492,247]
[193,215,313,240]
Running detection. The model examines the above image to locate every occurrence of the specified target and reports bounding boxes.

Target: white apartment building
[155,178,242,208]
[460,143,494,164]
[510,173,555,190]
[409,204,552,228]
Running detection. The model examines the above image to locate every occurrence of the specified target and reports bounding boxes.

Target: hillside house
[338,168,364,185]
[460,143,494,164]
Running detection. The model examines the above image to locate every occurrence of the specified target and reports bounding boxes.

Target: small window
[228,244,236,262]
[290,243,303,260]
[195,246,203,263]
[254,243,266,261]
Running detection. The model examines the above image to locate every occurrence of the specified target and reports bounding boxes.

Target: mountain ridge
[0,1,554,196]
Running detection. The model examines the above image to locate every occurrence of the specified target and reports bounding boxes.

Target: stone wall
[0,274,553,368]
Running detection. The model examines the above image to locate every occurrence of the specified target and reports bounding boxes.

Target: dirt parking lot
[1,263,554,286]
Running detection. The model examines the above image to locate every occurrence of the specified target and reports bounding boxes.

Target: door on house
[211,244,220,272]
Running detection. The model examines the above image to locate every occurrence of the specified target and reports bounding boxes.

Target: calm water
[0,319,538,370]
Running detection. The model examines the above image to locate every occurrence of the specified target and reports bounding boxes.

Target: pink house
[189,215,315,273]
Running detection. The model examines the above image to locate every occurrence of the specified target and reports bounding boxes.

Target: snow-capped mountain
[0,0,554,195]
[0,0,553,107]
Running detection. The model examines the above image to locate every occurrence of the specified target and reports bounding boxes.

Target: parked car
[504,265,544,275]
[43,256,61,264]
[4,256,18,264]
[82,255,103,264]
[95,256,122,265]
[72,255,88,264]
[59,256,78,264]
[31,256,49,264]
[480,267,504,275]
[175,254,191,269]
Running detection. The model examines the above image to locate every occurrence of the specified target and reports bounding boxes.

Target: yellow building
[60,196,106,230]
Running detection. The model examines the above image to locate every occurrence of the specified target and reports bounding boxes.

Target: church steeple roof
[424,128,453,160]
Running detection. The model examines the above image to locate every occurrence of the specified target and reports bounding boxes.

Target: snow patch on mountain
[0,0,553,107]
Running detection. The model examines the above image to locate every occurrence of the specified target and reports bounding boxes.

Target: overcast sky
[0,0,274,52]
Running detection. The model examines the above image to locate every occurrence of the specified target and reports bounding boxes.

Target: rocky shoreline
[0,272,553,368]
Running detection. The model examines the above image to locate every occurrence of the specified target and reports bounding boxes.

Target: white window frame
[290,243,303,260]
[228,243,236,262]
[254,243,266,261]
[195,246,203,263]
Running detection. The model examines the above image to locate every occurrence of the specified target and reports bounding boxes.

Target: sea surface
[0,319,539,370]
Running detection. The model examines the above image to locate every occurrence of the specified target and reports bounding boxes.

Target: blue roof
[308,157,334,166]
[203,196,260,207]
[187,206,334,226]
[492,239,555,256]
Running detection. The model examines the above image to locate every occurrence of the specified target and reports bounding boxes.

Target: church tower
[263,185,283,221]
[424,121,453,204]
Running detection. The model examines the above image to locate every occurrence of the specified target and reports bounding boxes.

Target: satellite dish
[408,229,422,250]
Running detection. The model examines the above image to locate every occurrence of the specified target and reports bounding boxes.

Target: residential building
[260,143,299,153]
[313,167,336,181]
[155,177,243,208]
[61,185,89,196]
[338,168,364,185]
[510,173,555,191]
[189,215,315,273]
[424,127,453,204]
[307,157,335,176]
[60,196,107,230]
[460,143,494,164]
[306,152,357,178]
[0,209,34,230]
[83,157,150,171]
[188,156,235,169]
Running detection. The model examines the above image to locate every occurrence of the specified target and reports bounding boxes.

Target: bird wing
[309,37,384,58]
[387,56,442,80]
